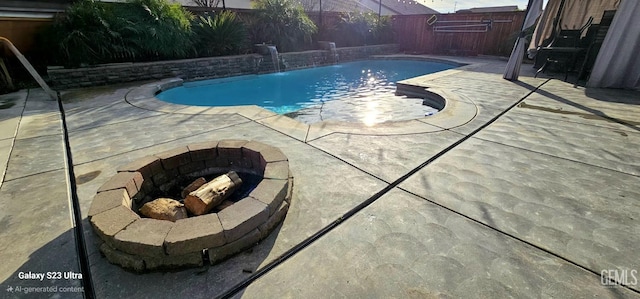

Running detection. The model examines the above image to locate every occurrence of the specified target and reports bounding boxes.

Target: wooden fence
[0,18,52,56]
[392,11,525,57]
[0,9,525,61]
[0,7,525,91]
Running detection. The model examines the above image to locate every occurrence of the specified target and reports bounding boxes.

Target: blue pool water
[157,60,455,117]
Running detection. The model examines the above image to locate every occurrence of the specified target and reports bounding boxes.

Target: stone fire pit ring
[88,140,292,272]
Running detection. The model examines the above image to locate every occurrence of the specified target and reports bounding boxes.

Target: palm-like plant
[251,0,317,52]
[117,0,195,60]
[193,11,247,57]
[45,0,132,67]
[42,0,195,67]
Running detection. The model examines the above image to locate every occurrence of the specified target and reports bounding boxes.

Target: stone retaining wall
[280,50,334,71]
[335,44,400,62]
[47,44,399,89]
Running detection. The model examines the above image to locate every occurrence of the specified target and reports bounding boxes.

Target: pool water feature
[157,60,455,124]
[267,46,280,72]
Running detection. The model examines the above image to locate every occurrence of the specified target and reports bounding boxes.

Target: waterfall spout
[267,46,280,72]
[328,42,338,64]
[318,41,339,64]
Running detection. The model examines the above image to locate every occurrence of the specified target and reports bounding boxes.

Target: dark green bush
[374,15,395,44]
[333,12,394,47]
[42,0,194,67]
[118,0,195,60]
[42,0,128,67]
[193,11,247,57]
[250,0,317,52]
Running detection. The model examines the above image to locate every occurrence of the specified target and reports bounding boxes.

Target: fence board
[392,11,525,57]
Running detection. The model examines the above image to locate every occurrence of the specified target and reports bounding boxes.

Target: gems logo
[601,269,638,287]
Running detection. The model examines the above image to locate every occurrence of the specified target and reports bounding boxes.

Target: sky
[417,0,547,13]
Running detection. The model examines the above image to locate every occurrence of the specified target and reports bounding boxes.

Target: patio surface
[0,56,639,298]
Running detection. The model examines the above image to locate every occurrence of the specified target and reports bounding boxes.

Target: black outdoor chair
[534,17,594,81]
[574,10,616,85]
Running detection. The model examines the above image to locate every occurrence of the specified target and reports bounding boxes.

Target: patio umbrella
[588,0,640,89]
[528,0,565,58]
[503,0,543,81]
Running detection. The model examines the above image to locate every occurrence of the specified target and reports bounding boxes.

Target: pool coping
[124,55,480,142]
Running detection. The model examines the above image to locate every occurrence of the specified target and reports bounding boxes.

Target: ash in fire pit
[88,140,293,272]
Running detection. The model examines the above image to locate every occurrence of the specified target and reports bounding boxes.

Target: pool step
[395,83,429,98]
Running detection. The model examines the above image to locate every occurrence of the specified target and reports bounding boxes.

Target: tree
[193,11,247,56]
[297,0,337,12]
[251,0,317,52]
[192,0,221,7]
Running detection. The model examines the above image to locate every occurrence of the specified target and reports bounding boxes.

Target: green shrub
[42,0,128,67]
[374,15,395,44]
[333,12,393,47]
[41,0,195,67]
[118,0,195,60]
[193,11,247,57]
[250,0,317,52]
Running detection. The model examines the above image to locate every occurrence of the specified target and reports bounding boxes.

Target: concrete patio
[0,56,639,298]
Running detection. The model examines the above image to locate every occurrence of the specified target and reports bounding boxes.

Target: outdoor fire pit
[88,140,292,272]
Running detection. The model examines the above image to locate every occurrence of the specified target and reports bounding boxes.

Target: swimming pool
[157,59,456,124]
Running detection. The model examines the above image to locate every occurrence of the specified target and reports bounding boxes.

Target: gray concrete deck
[0,89,83,298]
[0,56,639,298]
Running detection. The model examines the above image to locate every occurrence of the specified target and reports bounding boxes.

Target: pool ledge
[125,78,279,119]
[125,76,478,142]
